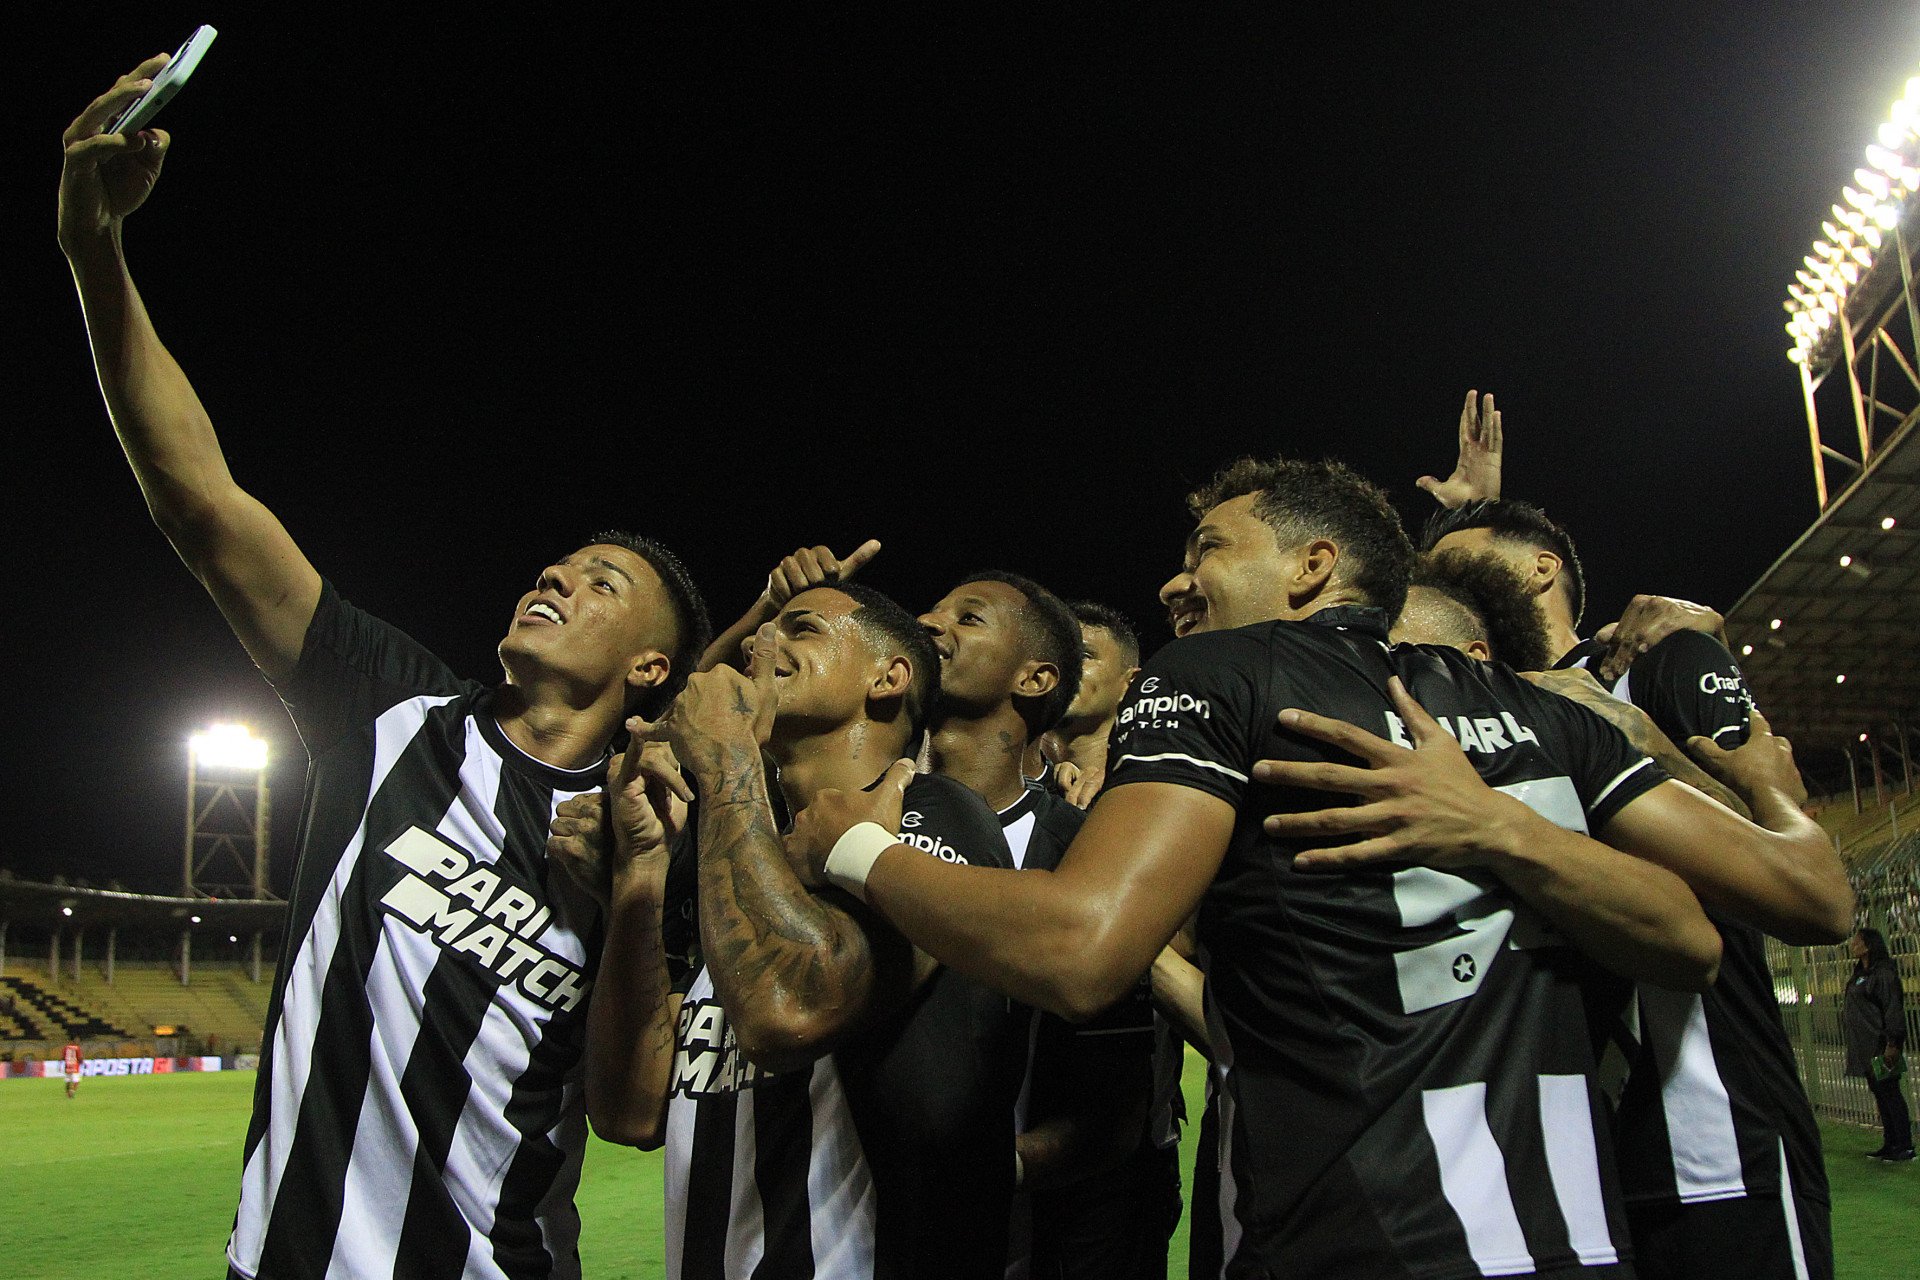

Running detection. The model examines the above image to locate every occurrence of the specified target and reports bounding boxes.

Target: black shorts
[1625,1188,1832,1280]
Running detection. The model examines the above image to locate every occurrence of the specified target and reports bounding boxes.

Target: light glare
[190,723,268,770]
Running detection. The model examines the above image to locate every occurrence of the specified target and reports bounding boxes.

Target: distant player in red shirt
[63,1040,82,1098]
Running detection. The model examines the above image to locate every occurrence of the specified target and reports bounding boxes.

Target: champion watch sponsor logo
[1385,710,1539,755]
[895,823,969,862]
[1117,684,1212,731]
[900,809,924,828]
[1699,671,1747,695]
[378,826,590,1013]
[671,997,773,1096]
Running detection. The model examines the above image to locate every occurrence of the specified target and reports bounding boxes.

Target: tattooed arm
[635,647,920,1074]
[693,738,916,1073]
[1525,669,1751,819]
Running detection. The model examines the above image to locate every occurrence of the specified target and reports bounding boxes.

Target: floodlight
[1770,618,1783,630]
[1840,554,1852,566]
[1878,121,1904,148]
[1835,674,1846,684]
[190,914,202,924]
[1883,516,1898,530]
[62,906,73,917]
[1856,168,1890,199]
[190,723,268,771]
[1741,644,1754,656]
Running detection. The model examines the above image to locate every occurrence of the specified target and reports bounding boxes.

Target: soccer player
[1026,601,1143,806]
[917,574,1159,1277]
[786,454,1851,1278]
[567,585,1025,1278]
[1421,497,1848,1278]
[61,61,712,1279]
[64,1039,83,1099]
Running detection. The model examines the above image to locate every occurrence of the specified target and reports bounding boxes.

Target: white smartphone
[110,25,219,135]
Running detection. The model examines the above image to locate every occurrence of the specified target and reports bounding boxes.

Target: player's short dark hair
[1067,599,1141,668]
[1186,456,1414,621]
[1419,499,1586,629]
[830,581,943,743]
[586,530,714,718]
[1414,551,1557,672]
[956,570,1085,737]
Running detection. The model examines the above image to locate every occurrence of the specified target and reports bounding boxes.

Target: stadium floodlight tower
[183,723,273,901]
[1782,73,1920,507]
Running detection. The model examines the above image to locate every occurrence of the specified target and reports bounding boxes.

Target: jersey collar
[1552,636,1603,671]
[473,698,611,790]
[1304,604,1391,638]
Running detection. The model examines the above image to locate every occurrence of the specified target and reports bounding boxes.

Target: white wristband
[824,822,896,902]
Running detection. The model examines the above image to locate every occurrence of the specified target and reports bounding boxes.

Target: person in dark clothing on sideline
[1845,927,1912,1161]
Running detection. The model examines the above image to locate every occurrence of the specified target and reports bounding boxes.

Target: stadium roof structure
[1725,411,1918,762]
[0,874,284,932]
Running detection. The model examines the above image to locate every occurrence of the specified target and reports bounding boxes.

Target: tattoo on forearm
[696,745,870,1031]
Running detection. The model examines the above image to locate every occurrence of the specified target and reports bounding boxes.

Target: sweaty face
[748,587,893,739]
[498,544,670,698]
[1066,624,1136,724]
[1159,495,1298,637]
[919,580,1035,713]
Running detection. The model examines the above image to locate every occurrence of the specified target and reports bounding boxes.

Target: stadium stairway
[0,974,126,1040]
[1,963,270,1052]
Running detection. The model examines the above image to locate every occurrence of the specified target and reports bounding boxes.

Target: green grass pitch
[3,1057,1911,1277]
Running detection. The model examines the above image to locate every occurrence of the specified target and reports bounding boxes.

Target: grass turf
[2,1060,1911,1277]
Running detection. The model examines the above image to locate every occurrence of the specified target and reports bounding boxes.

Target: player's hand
[609,736,695,870]
[1416,389,1503,510]
[548,792,615,911]
[59,56,174,251]
[1254,678,1530,871]
[1052,760,1103,809]
[788,758,917,887]
[1594,594,1726,683]
[765,539,883,608]
[630,631,778,772]
[1686,709,1807,808]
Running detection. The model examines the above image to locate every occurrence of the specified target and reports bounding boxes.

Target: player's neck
[1049,718,1113,772]
[491,682,620,771]
[1542,611,1583,666]
[928,705,1031,811]
[772,719,910,811]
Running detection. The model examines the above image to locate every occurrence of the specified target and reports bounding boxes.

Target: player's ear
[1290,538,1339,604]
[1013,660,1058,700]
[626,649,671,699]
[1530,549,1563,598]
[1465,639,1492,663]
[1123,664,1142,688]
[871,654,913,704]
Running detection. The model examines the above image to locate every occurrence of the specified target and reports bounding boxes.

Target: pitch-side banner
[5,1056,233,1079]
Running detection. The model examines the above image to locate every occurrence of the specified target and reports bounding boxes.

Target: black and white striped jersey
[663,772,1025,1280]
[228,582,607,1280]
[1107,607,1668,1280]
[1556,635,1828,1220]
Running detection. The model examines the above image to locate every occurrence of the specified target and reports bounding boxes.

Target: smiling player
[61,59,711,1280]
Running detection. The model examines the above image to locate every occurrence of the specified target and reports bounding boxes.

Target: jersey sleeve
[1622,630,1752,748]
[274,580,472,757]
[899,775,1016,870]
[1103,630,1268,808]
[1526,682,1672,831]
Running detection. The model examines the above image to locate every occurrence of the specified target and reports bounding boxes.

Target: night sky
[18,7,1920,894]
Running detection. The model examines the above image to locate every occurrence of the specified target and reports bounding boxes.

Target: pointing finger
[838,539,883,579]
